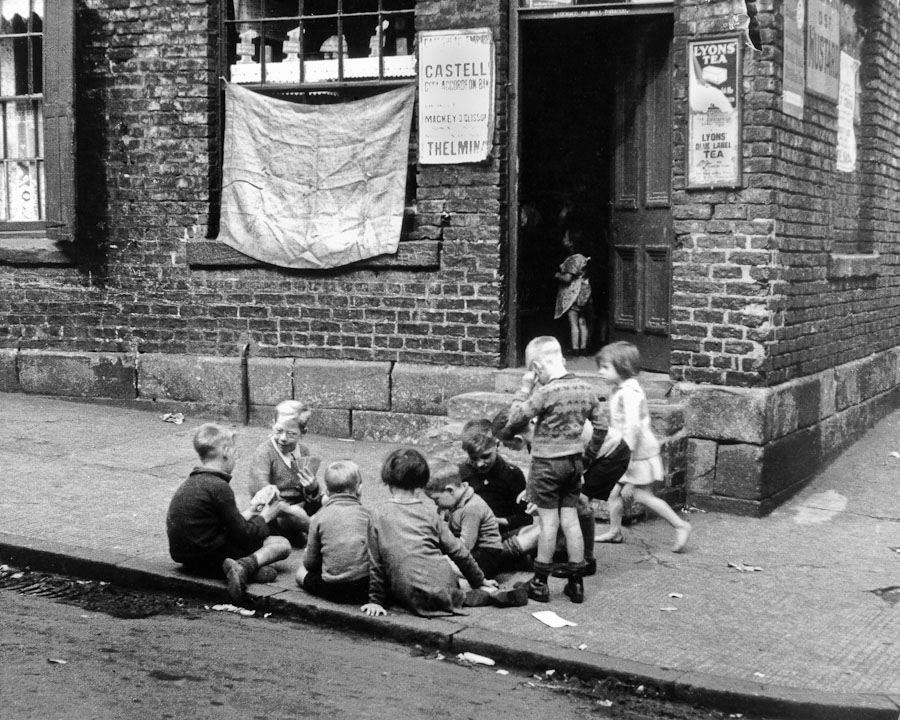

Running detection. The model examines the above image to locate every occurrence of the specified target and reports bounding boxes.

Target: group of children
[166,338,691,613]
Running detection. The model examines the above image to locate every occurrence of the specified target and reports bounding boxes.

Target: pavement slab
[2,391,900,718]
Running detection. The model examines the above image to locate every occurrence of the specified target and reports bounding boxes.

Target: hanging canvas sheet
[216,82,415,269]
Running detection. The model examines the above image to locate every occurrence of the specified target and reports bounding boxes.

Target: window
[221,0,416,89]
[0,0,75,264]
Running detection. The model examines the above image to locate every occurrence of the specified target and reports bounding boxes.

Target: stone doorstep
[494,368,673,400]
[446,391,685,438]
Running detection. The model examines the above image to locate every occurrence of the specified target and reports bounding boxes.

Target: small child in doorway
[554,227,592,355]
[594,341,691,552]
[248,400,323,546]
[361,449,528,618]
[500,336,609,604]
[296,460,371,605]
[426,461,504,579]
[166,423,292,604]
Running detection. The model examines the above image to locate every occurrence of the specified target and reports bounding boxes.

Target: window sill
[0,234,73,265]
[187,239,440,270]
[827,252,880,280]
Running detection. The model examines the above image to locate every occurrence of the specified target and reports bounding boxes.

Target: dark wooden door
[608,23,673,372]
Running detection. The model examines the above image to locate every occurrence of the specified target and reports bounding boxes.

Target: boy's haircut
[275,399,309,419]
[324,460,362,495]
[193,423,234,462]
[381,448,430,490]
[596,341,641,380]
[525,335,563,365]
[425,460,463,493]
[461,418,495,454]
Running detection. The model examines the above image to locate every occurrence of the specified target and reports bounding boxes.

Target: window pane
[8,159,39,219]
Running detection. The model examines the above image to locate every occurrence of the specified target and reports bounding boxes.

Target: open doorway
[516,14,674,370]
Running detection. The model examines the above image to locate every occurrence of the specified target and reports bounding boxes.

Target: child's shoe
[563,577,584,603]
[524,577,550,603]
[222,556,258,604]
[491,585,529,608]
[253,566,278,584]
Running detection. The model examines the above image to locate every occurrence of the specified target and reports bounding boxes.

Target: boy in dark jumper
[166,423,291,604]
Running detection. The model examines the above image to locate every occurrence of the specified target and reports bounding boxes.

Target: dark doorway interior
[517,15,672,365]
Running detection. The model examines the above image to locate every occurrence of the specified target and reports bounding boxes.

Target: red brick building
[1,0,898,514]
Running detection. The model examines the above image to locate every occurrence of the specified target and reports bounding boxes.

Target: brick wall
[0,0,509,368]
[671,0,900,389]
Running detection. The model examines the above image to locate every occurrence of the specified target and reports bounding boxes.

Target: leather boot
[563,561,586,604]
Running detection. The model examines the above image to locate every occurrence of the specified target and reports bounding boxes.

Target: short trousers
[527,455,583,509]
[303,572,370,605]
[581,440,631,501]
[471,546,503,580]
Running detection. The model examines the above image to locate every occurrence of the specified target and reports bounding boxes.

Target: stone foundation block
[0,348,18,392]
[446,391,511,422]
[247,358,293,407]
[138,354,240,403]
[392,364,496,416]
[762,426,822,496]
[293,359,390,410]
[686,438,717,495]
[19,350,136,399]
[352,410,446,443]
[714,443,764,500]
[674,383,770,444]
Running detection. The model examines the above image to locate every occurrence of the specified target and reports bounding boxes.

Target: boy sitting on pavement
[499,336,608,604]
[296,460,371,605]
[426,461,504,579]
[248,399,323,546]
[166,423,292,604]
[458,418,533,537]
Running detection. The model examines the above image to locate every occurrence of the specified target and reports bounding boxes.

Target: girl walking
[594,342,691,552]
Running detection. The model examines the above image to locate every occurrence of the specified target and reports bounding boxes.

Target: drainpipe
[240,342,251,426]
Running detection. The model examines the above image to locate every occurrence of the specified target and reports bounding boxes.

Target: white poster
[836,51,859,173]
[418,28,495,164]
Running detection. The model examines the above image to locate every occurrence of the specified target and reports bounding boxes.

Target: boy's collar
[190,466,232,481]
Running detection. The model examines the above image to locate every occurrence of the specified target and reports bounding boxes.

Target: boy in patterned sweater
[501,336,608,604]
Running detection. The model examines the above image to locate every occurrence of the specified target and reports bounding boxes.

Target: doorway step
[420,368,687,510]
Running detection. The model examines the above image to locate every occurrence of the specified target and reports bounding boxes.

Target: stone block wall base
[681,347,900,516]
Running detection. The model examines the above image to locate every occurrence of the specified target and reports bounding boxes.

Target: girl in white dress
[594,342,691,552]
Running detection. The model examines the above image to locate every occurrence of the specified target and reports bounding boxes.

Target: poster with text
[687,37,741,189]
[836,51,859,173]
[806,0,839,102]
[783,0,805,119]
[418,28,495,164]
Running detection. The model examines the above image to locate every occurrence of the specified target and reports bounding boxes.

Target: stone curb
[1,533,898,720]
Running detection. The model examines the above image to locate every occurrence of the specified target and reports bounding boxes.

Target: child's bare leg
[535,508,561,564]
[566,310,580,352]
[630,486,691,552]
[596,483,624,542]
[577,314,589,350]
[253,535,291,567]
[558,506,584,564]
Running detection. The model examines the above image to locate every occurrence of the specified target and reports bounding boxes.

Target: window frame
[0,0,75,266]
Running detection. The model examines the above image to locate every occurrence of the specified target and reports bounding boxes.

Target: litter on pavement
[728,561,763,572]
[208,603,256,617]
[532,610,577,628]
[457,652,495,666]
[160,412,185,424]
